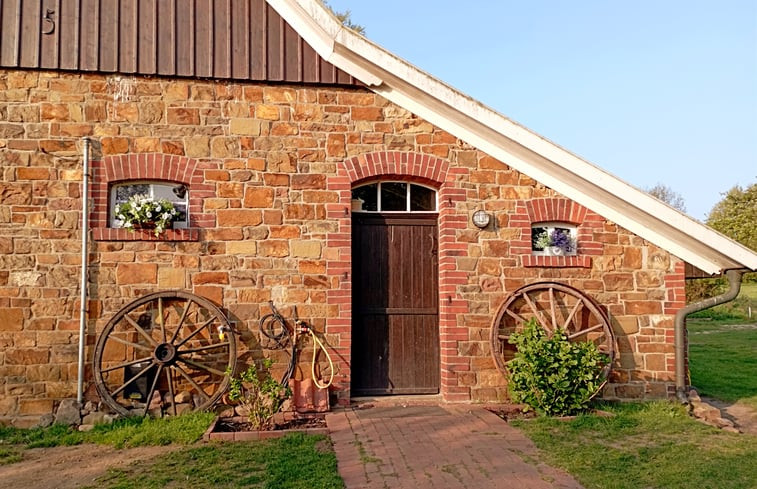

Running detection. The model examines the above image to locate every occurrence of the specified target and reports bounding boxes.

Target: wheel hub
[154,342,177,364]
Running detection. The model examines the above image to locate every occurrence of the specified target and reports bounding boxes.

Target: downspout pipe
[674,268,746,402]
[77,138,91,405]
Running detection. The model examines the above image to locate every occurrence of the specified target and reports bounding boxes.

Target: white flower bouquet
[114,194,178,236]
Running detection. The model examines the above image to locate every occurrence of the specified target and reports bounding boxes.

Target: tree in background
[645,183,687,212]
[322,1,366,35]
[707,182,757,252]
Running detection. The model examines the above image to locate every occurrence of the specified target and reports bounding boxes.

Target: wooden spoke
[122,314,159,347]
[165,367,177,417]
[490,282,615,400]
[158,297,166,344]
[93,291,236,417]
[522,292,551,333]
[143,364,164,417]
[106,334,153,352]
[179,342,230,355]
[100,356,153,374]
[567,323,605,340]
[169,299,193,344]
[505,309,527,324]
[562,299,584,330]
[175,317,215,348]
[110,362,155,398]
[179,357,227,377]
[174,364,211,403]
[549,286,558,331]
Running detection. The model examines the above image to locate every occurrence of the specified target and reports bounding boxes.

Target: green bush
[508,319,609,416]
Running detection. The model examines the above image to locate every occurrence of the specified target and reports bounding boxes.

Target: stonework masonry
[0,70,685,426]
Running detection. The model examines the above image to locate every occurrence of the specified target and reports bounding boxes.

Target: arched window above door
[351,181,437,212]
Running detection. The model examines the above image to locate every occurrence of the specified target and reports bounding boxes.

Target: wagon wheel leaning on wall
[93,291,237,417]
[490,282,616,397]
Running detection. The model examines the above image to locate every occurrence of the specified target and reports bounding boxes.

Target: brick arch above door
[325,151,472,405]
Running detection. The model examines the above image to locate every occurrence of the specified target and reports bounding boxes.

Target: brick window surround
[91,153,213,241]
[326,151,472,403]
[511,198,603,268]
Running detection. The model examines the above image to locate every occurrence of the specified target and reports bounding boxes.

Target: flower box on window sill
[93,227,199,242]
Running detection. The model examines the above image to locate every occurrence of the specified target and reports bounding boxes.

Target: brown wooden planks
[0,0,361,86]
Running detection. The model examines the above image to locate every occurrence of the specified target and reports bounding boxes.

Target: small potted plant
[534,228,576,255]
[114,194,179,236]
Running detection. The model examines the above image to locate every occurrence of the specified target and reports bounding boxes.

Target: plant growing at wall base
[508,319,608,416]
[226,359,291,430]
[114,194,178,236]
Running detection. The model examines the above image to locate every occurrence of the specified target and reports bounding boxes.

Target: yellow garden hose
[306,328,334,389]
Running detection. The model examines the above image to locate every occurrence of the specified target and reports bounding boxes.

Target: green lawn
[0,412,216,464]
[514,402,757,489]
[0,413,344,489]
[86,433,344,489]
[688,320,757,410]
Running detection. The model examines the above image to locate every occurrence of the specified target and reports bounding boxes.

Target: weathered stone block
[116,263,158,285]
[216,209,263,227]
[0,308,24,330]
[291,240,321,258]
[158,268,185,288]
[243,187,274,208]
[6,348,49,365]
[230,118,261,135]
[226,241,258,255]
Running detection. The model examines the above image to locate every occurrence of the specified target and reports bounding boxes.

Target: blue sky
[326,1,757,220]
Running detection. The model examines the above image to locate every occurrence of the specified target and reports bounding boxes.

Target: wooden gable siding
[0,0,359,85]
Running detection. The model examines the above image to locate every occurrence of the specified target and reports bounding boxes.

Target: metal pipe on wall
[77,138,91,405]
[674,268,745,402]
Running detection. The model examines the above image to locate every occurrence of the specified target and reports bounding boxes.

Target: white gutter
[77,138,90,405]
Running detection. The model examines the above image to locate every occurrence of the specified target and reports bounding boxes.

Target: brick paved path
[326,404,583,489]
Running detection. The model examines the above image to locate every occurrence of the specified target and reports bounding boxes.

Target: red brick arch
[91,153,214,241]
[326,151,472,404]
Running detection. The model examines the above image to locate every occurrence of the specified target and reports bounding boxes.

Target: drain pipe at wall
[674,268,746,403]
[77,138,91,405]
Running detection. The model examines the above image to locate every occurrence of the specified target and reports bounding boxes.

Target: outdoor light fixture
[472,209,491,229]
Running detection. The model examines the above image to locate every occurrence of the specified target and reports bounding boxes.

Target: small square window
[110,181,188,229]
[531,223,577,256]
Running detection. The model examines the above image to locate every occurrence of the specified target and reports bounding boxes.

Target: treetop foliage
[707,182,757,252]
[645,183,687,212]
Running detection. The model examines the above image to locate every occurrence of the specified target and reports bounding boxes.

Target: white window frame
[531,222,578,256]
[110,181,189,229]
[351,181,438,213]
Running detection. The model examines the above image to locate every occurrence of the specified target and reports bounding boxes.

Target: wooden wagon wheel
[490,282,615,394]
[93,291,237,417]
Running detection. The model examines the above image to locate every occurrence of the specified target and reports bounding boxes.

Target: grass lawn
[514,401,757,489]
[85,433,344,489]
[0,411,216,464]
[688,320,757,410]
[0,412,344,488]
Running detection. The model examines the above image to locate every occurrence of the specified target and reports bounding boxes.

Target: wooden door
[352,214,439,395]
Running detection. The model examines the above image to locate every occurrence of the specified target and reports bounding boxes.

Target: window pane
[531,227,548,251]
[380,182,407,211]
[410,184,436,211]
[115,184,149,204]
[352,184,378,212]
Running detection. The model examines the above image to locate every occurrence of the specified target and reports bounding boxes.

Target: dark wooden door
[352,214,439,395]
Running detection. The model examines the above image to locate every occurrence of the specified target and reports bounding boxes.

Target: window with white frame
[531,222,577,256]
[351,182,437,212]
[110,181,188,229]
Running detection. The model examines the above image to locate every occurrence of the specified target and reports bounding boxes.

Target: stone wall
[0,70,684,426]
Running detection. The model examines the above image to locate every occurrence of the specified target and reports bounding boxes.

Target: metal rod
[76,138,90,405]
